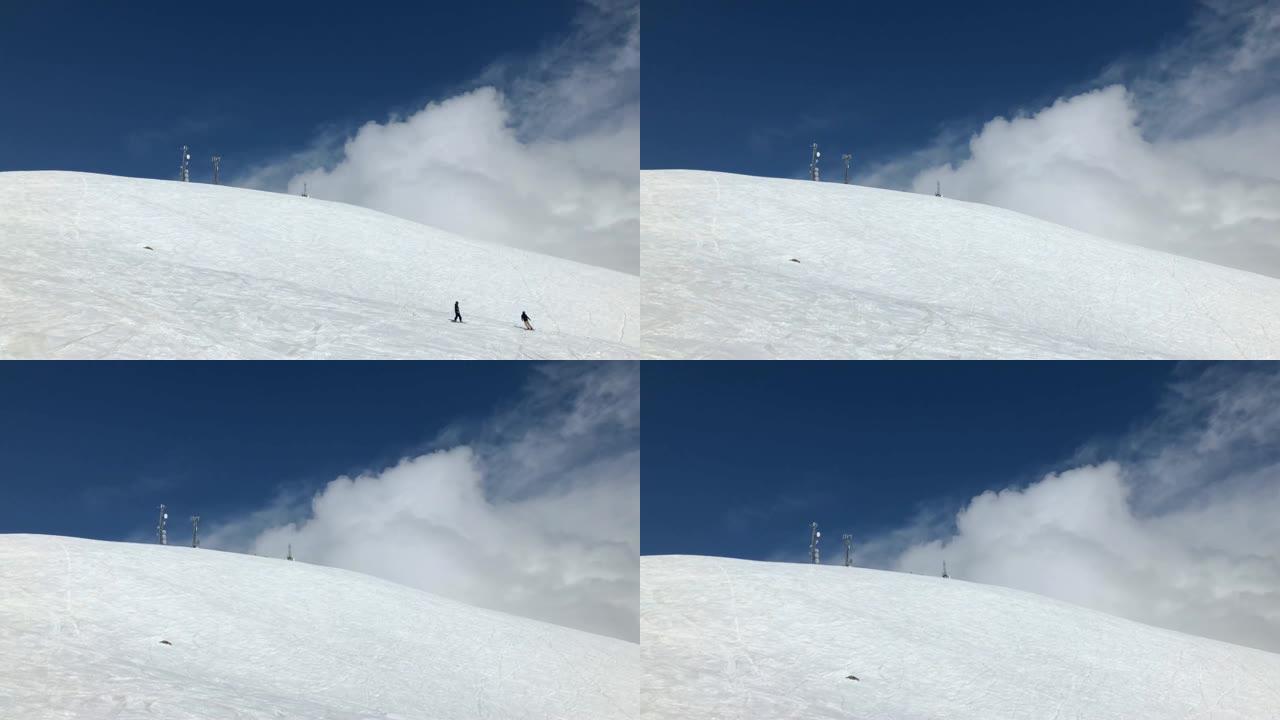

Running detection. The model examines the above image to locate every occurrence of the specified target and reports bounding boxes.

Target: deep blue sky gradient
[641,361,1191,560]
[0,0,577,181]
[0,362,532,541]
[642,1,1195,178]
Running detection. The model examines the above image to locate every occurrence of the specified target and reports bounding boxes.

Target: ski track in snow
[641,555,1280,720]
[0,535,639,719]
[641,170,1280,359]
[0,171,639,359]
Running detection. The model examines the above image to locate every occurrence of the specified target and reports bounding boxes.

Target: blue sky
[0,0,572,181]
[641,0,1193,177]
[641,361,1184,559]
[642,1,1280,279]
[0,361,527,540]
[0,0,641,272]
[640,361,1280,652]
[0,361,641,639]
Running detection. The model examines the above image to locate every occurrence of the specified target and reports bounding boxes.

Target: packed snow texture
[641,555,1280,720]
[0,171,638,359]
[0,534,638,719]
[641,170,1280,359]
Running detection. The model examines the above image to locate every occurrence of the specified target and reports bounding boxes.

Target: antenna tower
[157,504,168,545]
[287,544,294,561]
[190,515,200,548]
[809,521,821,564]
[842,154,852,184]
[211,156,221,185]
[179,146,191,182]
[842,534,853,567]
[942,561,949,579]
[935,181,942,198]
[809,143,821,182]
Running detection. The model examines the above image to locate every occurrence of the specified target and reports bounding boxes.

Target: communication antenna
[287,544,294,561]
[935,181,942,198]
[809,522,821,564]
[842,154,852,184]
[942,560,949,579]
[301,183,309,198]
[156,504,168,545]
[190,515,200,548]
[809,143,821,182]
[179,146,191,183]
[211,156,221,185]
[842,534,853,567]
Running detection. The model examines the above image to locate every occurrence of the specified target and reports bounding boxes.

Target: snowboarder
[521,311,534,331]
[453,301,463,323]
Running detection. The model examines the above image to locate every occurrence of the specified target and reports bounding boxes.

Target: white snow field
[641,170,1280,359]
[642,555,1280,720]
[0,171,638,359]
[0,534,638,719]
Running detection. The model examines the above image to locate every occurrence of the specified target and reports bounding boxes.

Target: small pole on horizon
[935,180,942,198]
[843,534,853,567]
[842,154,852,184]
[287,544,293,561]
[809,522,821,564]
[211,156,221,185]
[942,560,949,579]
[157,504,168,545]
[809,143,821,182]
[301,182,309,198]
[190,515,200,548]
[179,146,190,183]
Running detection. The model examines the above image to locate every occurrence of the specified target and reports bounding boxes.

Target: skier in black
[521,311,533,331]
[453,301,463,323]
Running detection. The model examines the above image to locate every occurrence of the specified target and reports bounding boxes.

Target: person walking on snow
[453,301,463,323]
[521,311,534,331]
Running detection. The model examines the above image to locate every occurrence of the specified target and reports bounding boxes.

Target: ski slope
[0,534,638,719]
[641,170,1280,359]
[0,171,639,359]
[642,555,1280,719]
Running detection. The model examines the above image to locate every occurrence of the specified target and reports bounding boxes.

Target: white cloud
[863,0,1280,278]
[236,0,639,274]
[857,363,1280,653]
[202,362,640,642]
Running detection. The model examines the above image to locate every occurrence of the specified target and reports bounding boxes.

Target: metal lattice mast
[843,534,853,567]
[842,154,852,184]
[190,515,200,548]
[942,561,949,578]
[935,181,941,198]
[211,156,221,185]
[157,504,168,545]
[809,143,821,182]
[809,522,821,564]
[179,146,191,182]
[287,544,294,561]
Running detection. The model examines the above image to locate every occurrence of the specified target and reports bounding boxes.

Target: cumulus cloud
[202,362,640,642]
[862,0,1280,278]
[236,0,639,274]
[855,363,1280,653]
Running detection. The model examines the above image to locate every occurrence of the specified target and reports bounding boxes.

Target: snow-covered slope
[642,555,1280,719]
[0,171,638,359]
[641,170,1280,359]
[0,535,637,719]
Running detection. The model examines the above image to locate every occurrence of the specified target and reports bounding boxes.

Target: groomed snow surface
[642,555,1280,720]
[0,535,638,719]
[641,170,1280,359]
[0,172,639,359]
